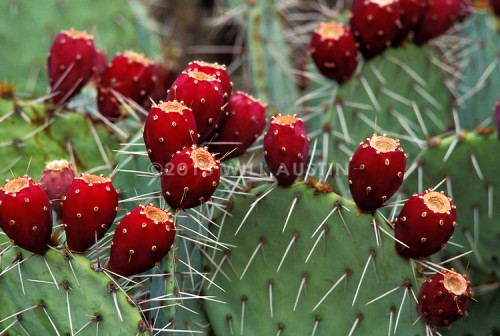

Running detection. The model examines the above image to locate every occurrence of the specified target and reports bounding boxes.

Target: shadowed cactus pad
[203,183,426,335]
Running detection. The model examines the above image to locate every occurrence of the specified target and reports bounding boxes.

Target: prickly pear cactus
[204,183,426,335]
[0,247,148,335]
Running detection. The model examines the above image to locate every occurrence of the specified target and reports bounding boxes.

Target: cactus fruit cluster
[2,0,500,335]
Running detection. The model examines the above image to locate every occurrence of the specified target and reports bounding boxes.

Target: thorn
[268,280,274,319]
[240,296,247,336]
[393,286,408,334]
[294,273,308,312]
[234,184,276,236]
[304,138,318,182]
[470,152,483,180]
[283,194,300,232]
[311,316,321,336]
[240,239,265,280]
[306,225,328,263]
[352,252,374,306]
[348,314,362,336]
[277,232,299,272]
[313,271,348,311]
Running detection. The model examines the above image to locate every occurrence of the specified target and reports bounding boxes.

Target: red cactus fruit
[0,176,52,254]
[185,61,232,103]
[107,204,175,277]
[143,100,199,171]
[147,63,178,107]
[350,0,401,60]
[490,0,500,16]
[392,0,427,46]
[92,48,107,84]
[395,189,456,259]
[62,174,119,252]
[310,22,359,83]
[413,0,462,45]
[167,69,225,142]
[40,159,76,219]
[208,91,267,160]
[263,115,310,187]
[47,29,97,106]
[97,51,155,121]
[348,135,406,212]
[417,270,471,326]
[161,145,220,209]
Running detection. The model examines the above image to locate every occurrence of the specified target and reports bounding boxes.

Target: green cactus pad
[203,183,426,335]
[0,247,148,335]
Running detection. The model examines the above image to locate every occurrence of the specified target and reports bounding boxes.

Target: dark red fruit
[62,174,119,252]
[92,48,107,84]
[310,22,359,83]
[143,100,199,171]
[97,51,155,121]
[413,0,462,45]
[107,204,175,277]
[48,29,97,106]
[490,0,500,16]
[40,159,76,219]
[395,189,456,259]
[167,69,225,142]
[392,0,427,46]
[208,91,267,160]
[0,176,52,254]
[161,145,220,209]
[185,61,232,104]
[348,135,406,212]
[350,0,401,59]
[417,270,471,326]
[263,115,310,187]
[147,63,178,107]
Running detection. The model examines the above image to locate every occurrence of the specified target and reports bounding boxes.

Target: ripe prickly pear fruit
[348,134,406,212]
[413,0,462,45]
[167,69,225,142]
[143,100,199,171]
[161,145,220,209]
[208,91,267,160]
[62,174,119,252]
[263,115,310,187]
[309,21,359,83]
[392,0,427,46]
[40,159,76,219]
[47,29,97,106]
[185,61,232,104]
[417,270,471,326]
[0,176,52,254]
[107,204,175,277]
[97,51,155,121]
[350,0,401,60]
[394,189,456,259]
